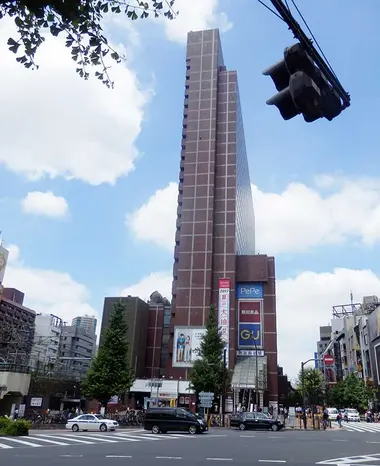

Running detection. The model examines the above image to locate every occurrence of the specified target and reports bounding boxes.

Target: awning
[231,356,268,390]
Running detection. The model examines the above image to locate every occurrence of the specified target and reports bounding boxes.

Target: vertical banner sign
[218,278,230,368]
[238,300,262,348]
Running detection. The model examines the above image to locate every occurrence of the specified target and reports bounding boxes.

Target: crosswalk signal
[263,43,342,123]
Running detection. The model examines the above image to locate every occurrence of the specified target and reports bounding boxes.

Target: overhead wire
[256,0,285,22]
[289,0,338,80]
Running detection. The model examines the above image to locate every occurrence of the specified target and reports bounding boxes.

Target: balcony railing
[0,363,31,374]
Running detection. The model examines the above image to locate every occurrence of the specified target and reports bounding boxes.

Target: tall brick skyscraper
[168,29,278,409]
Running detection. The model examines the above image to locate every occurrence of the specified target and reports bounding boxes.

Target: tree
[331,373,375,410]
[81,301,134,409]
[189,305,230,397]
[298,367,324,406]
[1,0,178,88]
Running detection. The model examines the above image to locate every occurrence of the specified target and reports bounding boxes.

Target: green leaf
[189,305,230,396]
[7,37,20,54]
[81,302,135,410]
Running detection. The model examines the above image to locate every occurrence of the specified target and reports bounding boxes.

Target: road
[2,427,380,466]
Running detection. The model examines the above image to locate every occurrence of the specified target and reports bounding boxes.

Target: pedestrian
[322,407,329,430]
[337,411,343,428]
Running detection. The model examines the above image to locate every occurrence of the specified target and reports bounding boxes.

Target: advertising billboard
[218,278,230,367]
[236,283,263,299]
[238,300,261,323]
[172,326,206,367]
[238,323,262,347]
[237,299,263,349]
[0,246,9,284]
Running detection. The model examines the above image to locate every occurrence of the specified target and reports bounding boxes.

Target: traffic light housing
[263,43,342,122]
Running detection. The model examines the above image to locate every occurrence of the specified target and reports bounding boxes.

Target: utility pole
[301,357,320,429]
[221,348,227,426]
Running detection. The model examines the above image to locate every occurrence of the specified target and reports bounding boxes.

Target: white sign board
[172,327,206,367]
[30,397,43,407]
[218,278,230,368]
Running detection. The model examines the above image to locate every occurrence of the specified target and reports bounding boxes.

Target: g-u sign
[240,329,260,340]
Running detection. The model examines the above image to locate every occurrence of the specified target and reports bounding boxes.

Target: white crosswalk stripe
[0,430,198,450]
[332,421,380,433]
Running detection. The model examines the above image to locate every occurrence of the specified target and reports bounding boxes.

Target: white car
[66,414,119,432]
[343,408,360,422]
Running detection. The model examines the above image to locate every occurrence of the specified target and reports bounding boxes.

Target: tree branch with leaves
[298,367,324,406]
[189,305,231,397]
[81,301,135,410]
[1,0,178,87]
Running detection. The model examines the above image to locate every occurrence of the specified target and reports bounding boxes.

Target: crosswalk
[0,430,198,450]
[332,421,380,433]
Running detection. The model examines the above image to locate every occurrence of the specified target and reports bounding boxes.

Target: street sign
[200,401,213,408]
[324,354,334,366]
[199,391,214,399]
[199,392,214,409]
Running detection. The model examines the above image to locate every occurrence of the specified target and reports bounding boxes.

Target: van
[143,407,208,435]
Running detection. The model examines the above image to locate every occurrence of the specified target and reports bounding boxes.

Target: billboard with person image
[172,326,206,367]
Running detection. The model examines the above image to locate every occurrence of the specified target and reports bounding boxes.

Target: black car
[143,407,208,435]
[230,412,284,432]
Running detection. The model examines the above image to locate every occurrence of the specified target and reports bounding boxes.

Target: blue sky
[1,0,380,377]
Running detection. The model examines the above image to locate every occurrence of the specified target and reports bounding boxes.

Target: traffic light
[263,43,342,122]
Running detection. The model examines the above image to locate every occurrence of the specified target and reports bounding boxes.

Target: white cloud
[126,182,178,250]
[122,267,380,378]
[0,19,150,185]
[161,0,232,43]
[127,176,380,255]
[2,245,98,327]
[121,271,173,301]
[21,191,69,218]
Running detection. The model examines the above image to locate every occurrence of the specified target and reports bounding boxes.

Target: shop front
[128,379,196,411]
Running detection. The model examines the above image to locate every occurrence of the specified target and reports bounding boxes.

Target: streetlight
[300,357,320,430]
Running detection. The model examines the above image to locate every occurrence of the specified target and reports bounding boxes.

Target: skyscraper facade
[168,29,278,408]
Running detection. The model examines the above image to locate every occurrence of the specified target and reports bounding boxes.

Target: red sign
[324,354,334,366]
[219,278,230,289]
[238,301,261,323]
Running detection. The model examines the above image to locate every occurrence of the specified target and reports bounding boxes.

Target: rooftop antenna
[350,290,355,313]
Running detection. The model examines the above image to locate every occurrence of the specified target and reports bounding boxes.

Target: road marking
[105,433,141,442]
[140,434,168,440]
[0,442,12,449]
[60,455,83,458]
[207,458,233,461]
[332,439,349,442]
[2,438,43,447]
[106,456,133,458]
[258,461,287,463]
[367,441,380,444]
[36,434,93,444]
[29,437,69,446]
[61,434,118,443]
[240,435,256,438]
[204,435,228,438]
[156,457,182,460]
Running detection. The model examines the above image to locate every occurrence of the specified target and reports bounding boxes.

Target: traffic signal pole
[268,0,350,109]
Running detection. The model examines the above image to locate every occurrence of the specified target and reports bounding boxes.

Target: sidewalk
[284,419,339,431]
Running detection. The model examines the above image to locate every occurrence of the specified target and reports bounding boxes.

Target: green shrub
[0,418,31,436]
